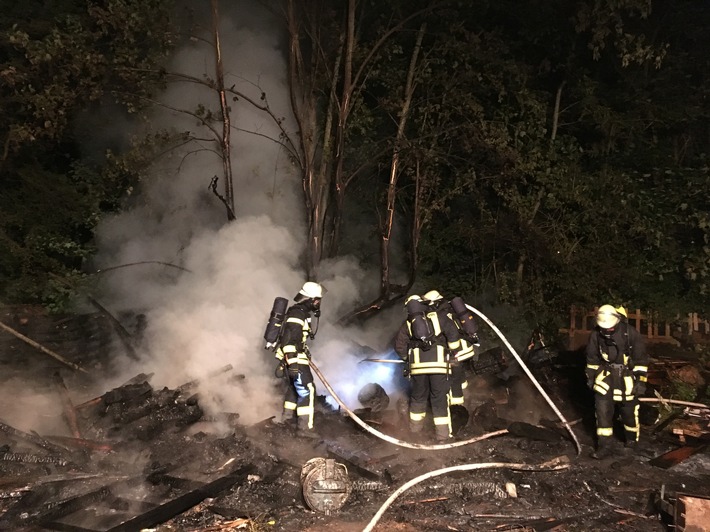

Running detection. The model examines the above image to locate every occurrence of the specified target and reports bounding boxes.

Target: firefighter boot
[279,408,296,426]
[435,424,451,442]
[624,440,638,454]
[591,438,613,460]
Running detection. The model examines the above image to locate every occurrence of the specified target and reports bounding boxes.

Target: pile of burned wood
[0,366,248,530]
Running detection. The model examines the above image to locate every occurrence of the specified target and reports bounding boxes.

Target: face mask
[600,327,616,345]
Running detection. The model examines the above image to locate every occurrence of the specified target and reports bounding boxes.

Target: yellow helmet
[596,304,620,329]
[615,306,628,319]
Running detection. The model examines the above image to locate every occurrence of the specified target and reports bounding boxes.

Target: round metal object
[300,457,351,515]
[357,382,390,412]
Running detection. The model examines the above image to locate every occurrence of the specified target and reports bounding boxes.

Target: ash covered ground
[1,306,709,532]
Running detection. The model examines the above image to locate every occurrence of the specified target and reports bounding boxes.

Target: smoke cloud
[88,1,402,426]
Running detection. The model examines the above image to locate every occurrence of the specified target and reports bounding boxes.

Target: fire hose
[466,305,582,456]
[362,456,571,532]
[308,360,508,450]
[310,305,581,453]
[639,397,709,409]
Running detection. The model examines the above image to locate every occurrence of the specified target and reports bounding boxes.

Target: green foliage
[669,380,698,402]
[0,0,175,304]
[1,0,709,329]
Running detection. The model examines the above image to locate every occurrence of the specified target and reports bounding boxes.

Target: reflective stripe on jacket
[407,309,461,375]
[585,322,648,401]
[275,303,312,365]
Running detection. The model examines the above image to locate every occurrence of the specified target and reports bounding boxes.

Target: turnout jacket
[275,303,313,368]
[585,321,648,401]
[394,305,462,375]
[438,300,476,362]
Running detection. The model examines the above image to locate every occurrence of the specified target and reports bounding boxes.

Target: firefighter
[585,304,648,459]
[422,290,478,407]
[394,294,463,441]
[275,281,323,434]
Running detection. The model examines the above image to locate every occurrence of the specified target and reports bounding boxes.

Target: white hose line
[362,457,571,532]
[466,305,582,456]
[639,397,709,409]
[309,360,508,450]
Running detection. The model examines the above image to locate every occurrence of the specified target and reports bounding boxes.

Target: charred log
[1,452,70,466]
[107,387,180,425]
[54,371,82,439]
[100,465,253,532]
[0,420,70,456]
[128,403,204,441]
[177,364,235,394]
[101,381,153,406]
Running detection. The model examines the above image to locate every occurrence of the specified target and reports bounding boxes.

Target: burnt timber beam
[0,319,88,373]
[54,371,82,439]
[324,441,385,481]
[3,484,113,527]
[177,364,235,393]
[104,465,254,532]
[147,472,206,492]
[0,419,71,456]
[40,522,101,532]
[649,439,709,469]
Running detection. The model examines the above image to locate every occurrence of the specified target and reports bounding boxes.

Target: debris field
[0,306,709,531]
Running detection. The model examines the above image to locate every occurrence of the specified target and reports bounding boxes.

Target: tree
[283,0,438,278]
[0,0,175,305]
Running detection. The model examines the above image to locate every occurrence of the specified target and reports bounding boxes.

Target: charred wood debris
[0,307,708,531]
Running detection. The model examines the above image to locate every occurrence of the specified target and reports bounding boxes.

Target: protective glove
[264,341,277,350]
[402,365,410,378]
[634,381,646,396]
[470,334,481,346]
[586,377,594,390]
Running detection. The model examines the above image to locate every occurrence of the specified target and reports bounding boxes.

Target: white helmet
[596,304,620,329]
[405,294,423,306]
[423,290,443,302]
[299,281,323,299]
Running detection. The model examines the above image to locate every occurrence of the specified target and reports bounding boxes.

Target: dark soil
[1,306,709,531]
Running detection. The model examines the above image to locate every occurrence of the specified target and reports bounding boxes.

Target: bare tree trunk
[410,158,424,282]
[327,0,356,257]
[380,23,426,295]
[551,81,565,142]
[286,2,436,278]
[514,190,544,299]
[338,23,426,325]
[211,0,235,221]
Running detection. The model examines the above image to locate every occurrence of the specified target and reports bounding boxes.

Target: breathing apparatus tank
[405,296,434,346]
[263,297,289,349]
[450,296,478,338]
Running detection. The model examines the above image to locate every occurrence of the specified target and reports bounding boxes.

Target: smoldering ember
[0,304,708,532]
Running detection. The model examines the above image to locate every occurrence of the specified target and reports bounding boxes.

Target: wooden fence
[560,307,710,351]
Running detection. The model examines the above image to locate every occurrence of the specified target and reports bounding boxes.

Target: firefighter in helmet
[585,304,648,459]
[394,294,463,441]
[422,290,478,407]
[275,281,323,434]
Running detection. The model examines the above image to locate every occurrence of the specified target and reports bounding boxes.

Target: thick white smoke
[89,1,403,425]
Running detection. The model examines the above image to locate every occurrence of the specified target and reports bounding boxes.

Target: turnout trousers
[282,365,315,431]
[409,373,452,440]
[595,394,640,445]
[449,363,467,406]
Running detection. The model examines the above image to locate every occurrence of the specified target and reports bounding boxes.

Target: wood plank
[649,441,708,469]
[104,465,253,532]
